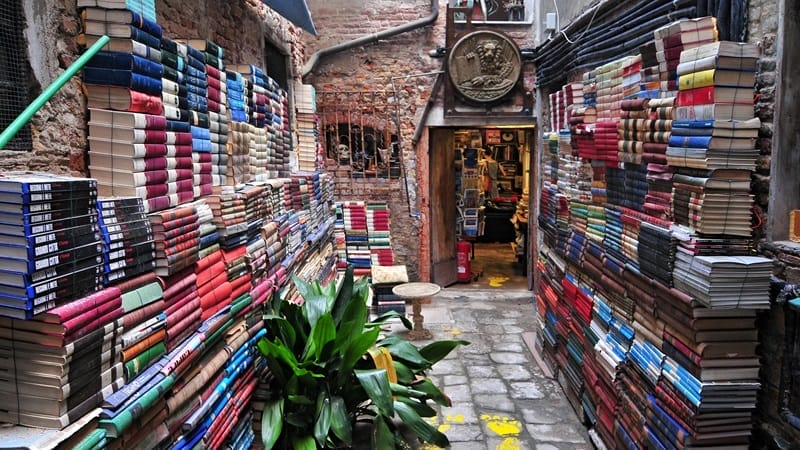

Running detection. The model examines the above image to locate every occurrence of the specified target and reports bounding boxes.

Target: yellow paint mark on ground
[446,327,462,336]
[488,276,509,287]
[481,414,522,450]
[419,414,466,449]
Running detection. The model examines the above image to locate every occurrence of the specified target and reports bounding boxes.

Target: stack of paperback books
[179,42,212,199]
[340,201,371,278]
[161,268,199,351]
[367,203,394,267]
[671,169,754,236]
[0,173,104,319]
[118,273,165,383]
[653,16,718,96]
[295,83,319,172]
[642,96,675,220]
[97,196,155,285]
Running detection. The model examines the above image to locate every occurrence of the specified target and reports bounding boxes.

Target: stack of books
[160,37,195,210]
[0,287,124,428]
[162,268,199,351]
[621,54,643,99]
[118,273,165,383]
[295,83,319,172]
[148,204,199,277]
[595,57,626,121]
[569,106,597,160]
[222,244,252,317]
[562,82,584,131]
[191,199,219,259]
[226,71,251,185]
[654,16,718,96]
[637,221,675,287]
[0,173,103,319]
[548,89,565,131]
[671,169,754,236]
[367,203,394,267]
[672,252,771,309]
[273,84,291,178]
[638,41,661,99]
[180,43,212,199]
[97,196,155,285]
[642,96,675,220]
[340,201,371,278]
[194,247,231,322]
[183,40,230,188]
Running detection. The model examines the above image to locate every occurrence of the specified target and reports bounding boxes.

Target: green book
[121,281,163,312]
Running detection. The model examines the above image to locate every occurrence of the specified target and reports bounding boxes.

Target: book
[78,23,160,50]
[676,54,758,76]
[668,134,755,150]
[678,69,756,90]
[88,138,167,158]
[673,103,755,122]
[676,86,755,107]
[671,118,761,138]
[680,41,761,63]
[89,108,167,130]
[90,153,167,173]
[85,50,163,79]
[84,85,163,114]
[80,7,161,37]
[78,36,162,63]
[88,123,168,143]
[83,68,163,96]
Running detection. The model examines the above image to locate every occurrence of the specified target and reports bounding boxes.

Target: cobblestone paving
[398,287,592,450]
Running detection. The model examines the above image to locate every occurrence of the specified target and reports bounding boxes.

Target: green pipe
[0,34,110,150]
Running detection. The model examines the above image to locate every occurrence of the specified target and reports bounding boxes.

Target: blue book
[87,51,163,79]
[186,53,206,71]
[668,135,715,148]
[670,126,714,137]
[83,68,162,96]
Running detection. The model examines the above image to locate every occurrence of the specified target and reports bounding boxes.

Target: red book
[167,144,193,157]
[65,306,123,343]
[165,290,199,324]
[676,85,754,106]
[170,156,194,170]
[35,287,122,324]
[199,281,232,312]
[166,132,193,145]
[161,269,197,298]
[61,295,122,335]
[157,237,199,258]
[149,205,196,226]
[197,270,228,298]
[196,260,226,287]
[154,222,200,243]
[123,298,165,329]
[167,306,201,343]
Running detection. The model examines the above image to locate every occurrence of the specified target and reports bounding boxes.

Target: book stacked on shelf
[638,41,661,99]
[0,173,104,319]
[671,169,754,236]
[117,273,164,383]
[674,40,758,122]
[642,96,675,220]
[80,7,164,111]
[78,0,157,23]
[226,70,251,184]
[97,196,155,285]
[176,42,211,199]
[340,201,371,278]
[275,85,292,178]
[653,16,718,95]
[562,82,584,132]
[637,221,676,287]
[161,268,199,351]
[148,204,199,277]
[160,37,195,210]
[617,99,651,212]
[184,40,230,188]
[621,54,643,99]
[595,57,626,121]
[87,108,173,213]
[194,247,232,323]
[548,89,565,131]
[295,83,319,172]
[367,203,394,266]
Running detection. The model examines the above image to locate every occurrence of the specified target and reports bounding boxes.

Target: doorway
[429,126,535,289]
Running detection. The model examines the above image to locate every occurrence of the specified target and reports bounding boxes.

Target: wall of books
[535,16,771,449]
[0,1,337,449]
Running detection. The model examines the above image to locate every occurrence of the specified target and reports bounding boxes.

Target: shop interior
[453,127,531,285]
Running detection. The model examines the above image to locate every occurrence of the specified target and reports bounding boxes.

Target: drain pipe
[301,0,439,79]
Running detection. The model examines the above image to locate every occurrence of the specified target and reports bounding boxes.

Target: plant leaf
[303,292,331,329]
[419,340,470,365]
[355,369,394,417]
[292,435,316,450]
[369,310,413,329]
[330,396,352,445]
[372,415,395,450]
[341,327,381,377]
[292,275,316,304]
[303,313,336,362]
[392,360,415,384]
[381,337,431,367]
[261,398,284,449]
[333,266,355,323]
[410,378,452,407]
[393,401,450,447]
[314,390,332,446]
[395,396,437,417]
[368,346,398,384]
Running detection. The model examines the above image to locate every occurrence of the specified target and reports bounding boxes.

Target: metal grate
[0,0,32,151]
[317,90,401,180]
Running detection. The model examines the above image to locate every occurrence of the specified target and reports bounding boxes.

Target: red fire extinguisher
[457,240,471,283]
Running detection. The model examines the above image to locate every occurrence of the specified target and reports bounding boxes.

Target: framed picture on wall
[517,130,526,144]
[485,129,501,145]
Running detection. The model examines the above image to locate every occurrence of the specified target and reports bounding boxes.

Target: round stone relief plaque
[448,30,522,103]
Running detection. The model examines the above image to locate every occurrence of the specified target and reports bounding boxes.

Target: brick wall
[0,0,306,174]
[304,0,535,279]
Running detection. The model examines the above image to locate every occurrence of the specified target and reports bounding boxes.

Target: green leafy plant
[257,266,469,449]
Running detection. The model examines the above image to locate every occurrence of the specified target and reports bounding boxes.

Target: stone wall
[0,0,306,174]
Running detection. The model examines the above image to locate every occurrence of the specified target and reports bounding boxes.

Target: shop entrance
[429,126,536,289]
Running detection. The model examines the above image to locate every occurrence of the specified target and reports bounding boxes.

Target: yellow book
[678,68,756,90]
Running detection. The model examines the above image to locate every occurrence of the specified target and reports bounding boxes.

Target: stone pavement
[394,286,592,450]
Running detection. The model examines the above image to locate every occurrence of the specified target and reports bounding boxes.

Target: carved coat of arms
[448,30,521,103]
